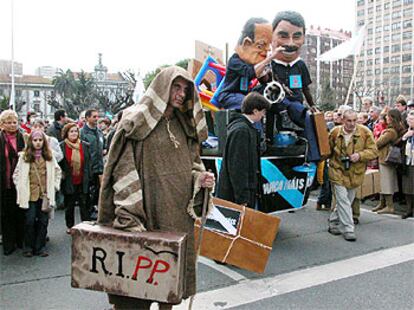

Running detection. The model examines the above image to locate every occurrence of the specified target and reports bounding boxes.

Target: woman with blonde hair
[13,130,61,257]
[0,110,26,255]
[373,109,405,214]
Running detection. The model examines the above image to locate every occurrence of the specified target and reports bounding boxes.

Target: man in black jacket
[47,109,67,141]
[217,92,269,208]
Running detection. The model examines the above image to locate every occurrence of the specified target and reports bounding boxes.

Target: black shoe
[4,248,16,256]
[401,213,413,219]
[353,218,359,225]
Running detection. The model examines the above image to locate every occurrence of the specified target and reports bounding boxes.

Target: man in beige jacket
[328,109,378,241]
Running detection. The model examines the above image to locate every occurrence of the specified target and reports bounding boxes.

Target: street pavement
[1,193,413,310]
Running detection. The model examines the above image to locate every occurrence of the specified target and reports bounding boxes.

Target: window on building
[383,24,390,32]
[402,76,411,84]
[393,0,402,7]
[368,28,373,34]
[358,20,365,26]
[367,69,373,76]
[384,46,390,53]
[391,22,401,30]
[403,8,413,17]
[402,65,412,73]
[367,59,373,66]
[33,102,40,112]
[376,5,382,11]
[376,36,382,44]
[368,7,374,14]
[392,44,401,52]
[402,54,412,62]
[357,9,365,16]
[384,35,390,42]
[384,13,390,19]
[376,26,382,33]
[403,20,412,29]
[391,55,401,63]
[383,67,390,74]
[392,11,402,18]
[375,58,381,64]
[384,57,390,63]
[402,42,412,51]
[375,47,381,54]
[403,0,413,5]
[375,69,381,74]
[367,37,373,45]
[34,90,40,97]
[391,66,400,73]
[367,49,373,55]
[403,31,413,40]
[384,2,391,9]
[392,33,400,41]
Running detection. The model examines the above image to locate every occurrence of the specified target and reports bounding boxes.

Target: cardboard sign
[71,223,187,304]
[195,198,280,273]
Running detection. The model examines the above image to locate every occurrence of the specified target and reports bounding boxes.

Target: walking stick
[188,187,210,310]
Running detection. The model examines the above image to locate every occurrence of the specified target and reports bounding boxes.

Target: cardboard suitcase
[71,222,187,304]
[194,198,280,273]
[312,112,330,157]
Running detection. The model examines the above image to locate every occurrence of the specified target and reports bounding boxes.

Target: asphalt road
[1,194,413,310]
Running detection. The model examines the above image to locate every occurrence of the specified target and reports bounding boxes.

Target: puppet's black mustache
[282,45,298,52]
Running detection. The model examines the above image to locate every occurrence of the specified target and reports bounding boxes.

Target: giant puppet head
[272,11,306,63]
[235,17,273,65]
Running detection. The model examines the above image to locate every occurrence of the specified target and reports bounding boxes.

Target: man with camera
[327,109,378,241]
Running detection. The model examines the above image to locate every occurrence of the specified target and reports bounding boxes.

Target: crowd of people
[318,95,414,241]
[0,107,123,256]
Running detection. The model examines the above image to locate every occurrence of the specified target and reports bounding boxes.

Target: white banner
[317,25,366,62]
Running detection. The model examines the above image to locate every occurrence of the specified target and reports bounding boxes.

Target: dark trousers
[24,200,49,254]
[1,188,25,254]
[317,162,332,207]
[65,184,89,228]
[218,92,245,110]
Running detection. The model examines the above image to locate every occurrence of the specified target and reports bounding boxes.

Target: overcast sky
[0,0,355,75]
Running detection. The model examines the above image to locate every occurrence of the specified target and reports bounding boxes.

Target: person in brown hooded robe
[98,66,215,310]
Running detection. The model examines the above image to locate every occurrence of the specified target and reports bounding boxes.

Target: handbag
[385,145,402,165]
[33,164,53,213]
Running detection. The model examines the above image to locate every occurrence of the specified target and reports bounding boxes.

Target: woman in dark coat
[59,123,92,233]
[0,110,26,255]
[401,111,414,219]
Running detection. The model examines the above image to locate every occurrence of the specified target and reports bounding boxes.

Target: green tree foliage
[48,69,135,118]
[143,59,190,90]
[317,81,337,112]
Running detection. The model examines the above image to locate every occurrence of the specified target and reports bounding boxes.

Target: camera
[340,156,351,170]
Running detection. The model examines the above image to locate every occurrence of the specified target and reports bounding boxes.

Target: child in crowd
[373,113,388,140]
[13,130,61,257]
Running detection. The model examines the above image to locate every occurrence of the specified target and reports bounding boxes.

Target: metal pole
[10,0,16,111]
[345,53,359,107]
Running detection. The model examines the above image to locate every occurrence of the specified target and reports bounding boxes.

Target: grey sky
[0,0,355,75]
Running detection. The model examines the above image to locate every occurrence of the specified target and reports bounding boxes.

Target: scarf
[3,132,18,189]
[65,138,82,176]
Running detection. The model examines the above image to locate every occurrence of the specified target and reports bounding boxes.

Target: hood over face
[120,66,208,143]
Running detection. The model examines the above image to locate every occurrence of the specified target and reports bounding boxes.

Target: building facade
[301,26,354,106]
[0,60,23,76]
[35,66,58,78]
[0,74,54,118]
[356,0,414,105]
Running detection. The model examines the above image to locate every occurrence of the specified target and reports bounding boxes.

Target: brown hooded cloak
[98,66,211,305]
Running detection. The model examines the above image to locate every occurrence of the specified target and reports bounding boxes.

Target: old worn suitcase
[71,222,187,304]
[194,198,280,273]
[312,112,330,157]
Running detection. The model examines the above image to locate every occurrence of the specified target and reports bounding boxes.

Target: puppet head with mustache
[272,11,306,63]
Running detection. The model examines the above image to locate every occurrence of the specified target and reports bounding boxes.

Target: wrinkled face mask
[236,23,272,65]
[272,20,305,63]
